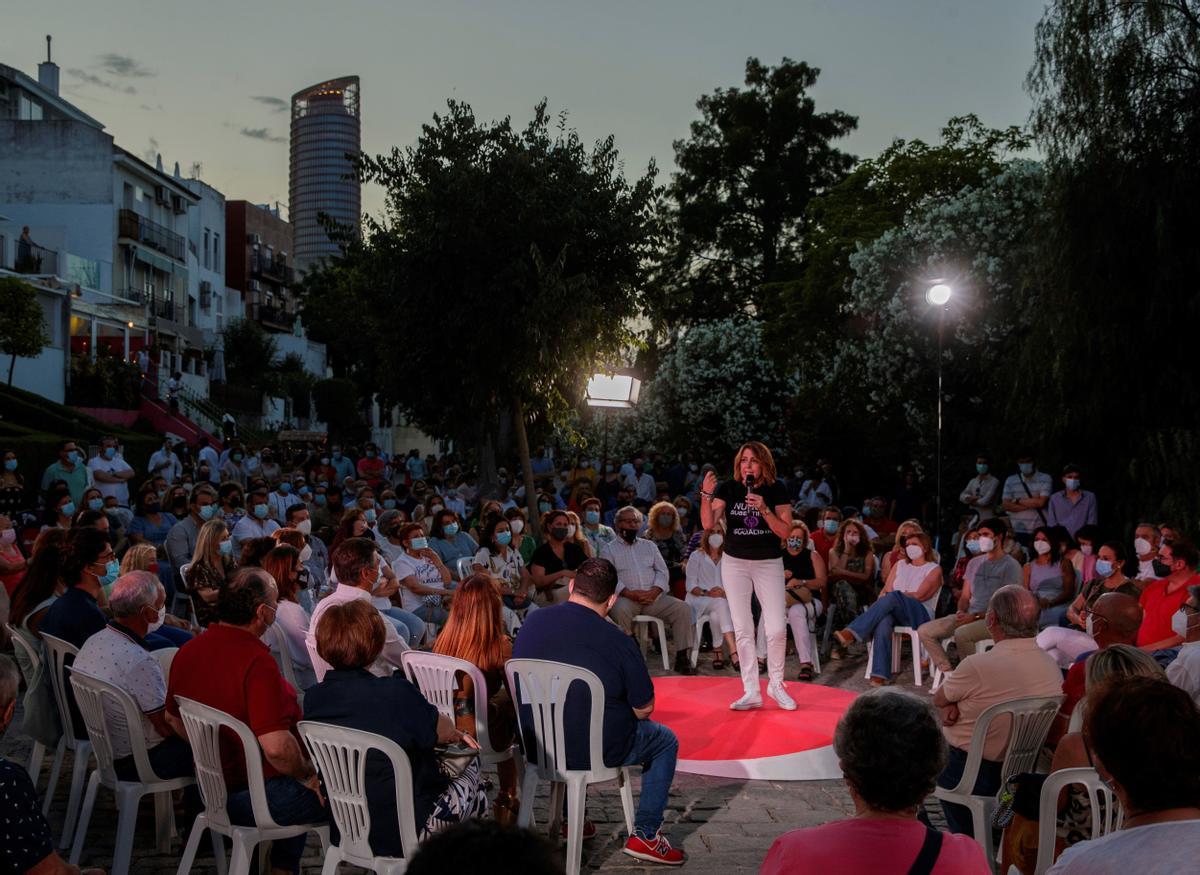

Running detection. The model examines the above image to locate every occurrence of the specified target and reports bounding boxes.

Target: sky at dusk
[4,0,1046,219]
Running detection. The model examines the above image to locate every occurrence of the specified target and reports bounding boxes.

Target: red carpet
[652,676,857,780]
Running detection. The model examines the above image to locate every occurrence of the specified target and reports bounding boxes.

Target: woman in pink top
[761,690,989,875]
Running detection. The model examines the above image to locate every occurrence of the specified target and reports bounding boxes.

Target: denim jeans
[115,736,202,819]
[226,776,329,873]
[146,624,193,651]
[621,719,679,836]
[846,591,931,680]
[933,745,1002,836]
[380,607,425,646]
[413,602,450,627]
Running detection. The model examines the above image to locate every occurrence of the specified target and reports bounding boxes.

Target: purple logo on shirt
[743,512,761,530]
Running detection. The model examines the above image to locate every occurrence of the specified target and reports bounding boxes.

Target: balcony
[250,254,294,285]
[115,287,147,305]
[152,295,184,324]
[9,242,59,276]
[118,209,186,263]
[250,301,296,332]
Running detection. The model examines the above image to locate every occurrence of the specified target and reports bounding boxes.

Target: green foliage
[0,276,49,384]
[220,318,279,391]
[656,57,857,323]
[274,353,316,419]
[66,349,142,409]
[312,378,365,443]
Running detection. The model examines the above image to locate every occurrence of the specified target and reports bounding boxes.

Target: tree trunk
[513,397,541,540]
[7,354,15,386]
[473,413,499,501]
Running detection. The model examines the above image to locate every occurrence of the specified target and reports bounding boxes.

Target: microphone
[745,474,756,495]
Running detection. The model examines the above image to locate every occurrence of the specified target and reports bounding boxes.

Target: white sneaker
[729,691,763,711]
[767,682,798,711]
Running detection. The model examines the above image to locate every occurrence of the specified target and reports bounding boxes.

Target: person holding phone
[700,441,797,711]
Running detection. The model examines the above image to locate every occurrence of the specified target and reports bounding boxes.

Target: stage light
[926,283,952,306]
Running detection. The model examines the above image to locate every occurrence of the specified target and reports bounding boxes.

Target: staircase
[138,394,219,448]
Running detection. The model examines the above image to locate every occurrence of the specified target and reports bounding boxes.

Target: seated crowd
[0,438,1198,873]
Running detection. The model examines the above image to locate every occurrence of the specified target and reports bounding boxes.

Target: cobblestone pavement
[2,638,947,873]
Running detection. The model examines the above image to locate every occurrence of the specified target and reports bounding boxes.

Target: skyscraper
[288,76,361,275]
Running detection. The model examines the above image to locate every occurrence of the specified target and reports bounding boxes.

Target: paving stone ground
[1,637,947,873]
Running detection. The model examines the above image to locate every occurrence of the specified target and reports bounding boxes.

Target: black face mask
[619,527,638,544]
[550,526,569,541]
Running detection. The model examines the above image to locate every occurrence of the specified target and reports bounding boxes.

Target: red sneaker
[623,830,686,865]
[560,818,598,840]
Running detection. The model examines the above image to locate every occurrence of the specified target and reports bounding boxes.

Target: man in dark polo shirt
[513,558,685,866]
[165,567,327,874]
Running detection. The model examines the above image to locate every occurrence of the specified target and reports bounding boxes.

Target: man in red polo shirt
[1138,539,1200,651]
[810,508,842,562]
[166,567,327,874]
[356,443,387,491]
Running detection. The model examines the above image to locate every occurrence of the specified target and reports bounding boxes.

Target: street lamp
[585,370,641,473]
[926,280,953,552]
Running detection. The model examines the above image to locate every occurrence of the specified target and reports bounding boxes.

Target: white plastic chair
[933,694,1063,866]
[6,623,48,782]
[1066,696,1087,735]
[153,647,179,679]
[298,721,420,875]
[1032,767,1121,875]
[454,556,475,581]
[689,614,715,668]
[865,625,927,685]
[41,633,93,848]
[632,615,669,671]
[174,696,330,875]
[931,637,999,691]
[506,658,636,875]
[67,671,196,872]
[173,563,201,627]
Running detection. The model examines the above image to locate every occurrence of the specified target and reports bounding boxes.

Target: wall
[274,331,328,379]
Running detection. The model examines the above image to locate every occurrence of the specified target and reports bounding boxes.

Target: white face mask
[1033,540,1052,556]
[708,534,724,549]
[147,604,166,633]
[1134,537,1153,556]
[1080,544,1093,556]
[510,519,525,534]
[978,536,996,554]
[844,532,860,546]
[566,524,577,537]
[300,544,313,563]
[905,544,924,561]
[1171,608,1191,639]
[295,519,312,536]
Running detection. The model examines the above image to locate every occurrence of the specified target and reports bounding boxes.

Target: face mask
[1095,559,1114,577]
[550,526,569,541]
[605,464,614,473]
[619,527,638,544]
[585,510,600,525]
[567,524,577,537]
[862,505,872,517]
[844,532,861,547]
[364,509,377,523]
[315,494,327,506]
[538,502,552,514]
[295,519,312,535]
[430,504,444,514]
[905,544,925,561]
[146,604,166,633]
[103,447,116,460]
[1134,537,1153,556]
[320,457,330,466]
[657,513,674,528]
[97,558,120,588]
[4,459,16,471]
[822,519,838,535]
[965,539,980,554]
[68,451,81,464]
[253,503,269,520]
[709,533,724,549]
[975,463,988,475]
[1065,478,1080,491]
[279,483,292,494]
[87,497,104,512]
[219,539,233,556]
[332,451,342,460]
[978,536,996,553]
[1080,544,1093,556]
[60,502,76,518]
[510,519,525,535]
[787,537,804,551]
[1033,540,1052,556]
[198,504,216,521]
[366,451,376,459]
[1019,462,1034,476]
[1171,609,1192,638]
[495,531,513,546]
[381,499,396,509]
[232,453,244,462]
[299,544,313,562]
[444,522,459,537]
[409,537,428,550]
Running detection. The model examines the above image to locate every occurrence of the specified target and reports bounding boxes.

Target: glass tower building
[289,76,361,275]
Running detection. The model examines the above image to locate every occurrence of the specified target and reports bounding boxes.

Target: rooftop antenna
[46,35,52,63]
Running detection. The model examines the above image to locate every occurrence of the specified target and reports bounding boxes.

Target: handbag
[434,742,480,779]
[785,584,813,608]
[906,825,943,875]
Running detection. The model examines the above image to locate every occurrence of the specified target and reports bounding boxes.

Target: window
[214,233,220,268]
[203,229,211,269]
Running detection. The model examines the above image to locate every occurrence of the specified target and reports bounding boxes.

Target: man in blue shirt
[513,558,685,866]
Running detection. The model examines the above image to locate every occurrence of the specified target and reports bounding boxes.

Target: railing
[12,242,58,276]
[115,287,147,305]
[251,302,296,331]
[152,295,184,324]
[118,209,186,262]
[250,255,294,285]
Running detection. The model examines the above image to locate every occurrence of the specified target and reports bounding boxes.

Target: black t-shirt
[714,478,791,561]
[530,541,587,576]
[782,548,816,582]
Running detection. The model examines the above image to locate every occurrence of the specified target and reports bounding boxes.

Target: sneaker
[767,682,798,711]
[729,691,763,711]
[561,818,597,840]
[624,830,686,865]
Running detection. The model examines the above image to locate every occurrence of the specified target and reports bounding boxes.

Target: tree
[302,100,658,527]
[656,58,857,323]
[0,277,49,385]
[220,318,279,391]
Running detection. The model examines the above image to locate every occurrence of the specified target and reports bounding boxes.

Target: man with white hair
[72,571,195,782]
[602,506,695,674]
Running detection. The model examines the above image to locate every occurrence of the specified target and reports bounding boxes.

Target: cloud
[240,127,286,144]
[67,68,137,94]
[98,53,154,78]
[252,95,288,113]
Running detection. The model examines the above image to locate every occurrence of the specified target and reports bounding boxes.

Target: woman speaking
[700,441,797,711]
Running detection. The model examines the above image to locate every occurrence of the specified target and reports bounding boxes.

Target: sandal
[712,655,726,670]
[730,656,741,673]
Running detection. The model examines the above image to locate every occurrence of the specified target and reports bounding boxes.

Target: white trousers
[755,600,824,664]
[1036,626,1097,670]
[686,594,735,635]
[723,554,786,693]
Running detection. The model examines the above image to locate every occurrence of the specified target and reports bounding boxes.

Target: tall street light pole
[585,370,642,473]
[926,282,952,553]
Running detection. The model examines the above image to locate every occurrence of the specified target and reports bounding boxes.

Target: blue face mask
[198,504,217,521]
[4,459,16,471]
[965,539,981,554]
[333,452,342,460]
[103,447,116,460]
[315,494,327,506]
[1095,559,1114,577]
[495,531,513,547]
[279,482,292,494]
[219,539,233,556]
[585,510,600,525]
[87,498,104,512]
[538,502,552,513]
[1019,462,1034,476]
[409,536,428,550]
[822,519,838,535]
[364,509,377,523]
[366,451,376,459]
[1065,478,1080,491]
[444,522,460,537]
[97,558,120,588]
[60,502,76,517]
[975,463,988,475]
[68,451,81,464]
[253,503,269,519]
[383,499,397,509]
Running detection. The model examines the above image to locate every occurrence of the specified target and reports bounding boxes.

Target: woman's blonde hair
[786,520,811,549]
[192,518,230,570]
[120,543,157,574]
[900,529,938,563]
[732,441,777,485]
[648,501,679,536]
[565,510,590,552]
[1085,643,1165,691]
